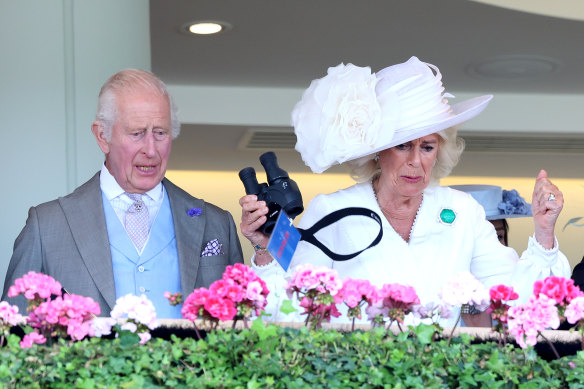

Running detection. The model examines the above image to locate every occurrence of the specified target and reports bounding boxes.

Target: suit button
[139,286,146,293]
[138,266,145,272]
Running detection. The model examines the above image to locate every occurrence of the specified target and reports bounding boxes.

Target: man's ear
[92,121,110,154]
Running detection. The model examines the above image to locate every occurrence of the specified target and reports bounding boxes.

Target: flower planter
[3,320,583,388]
[126,319,584,360]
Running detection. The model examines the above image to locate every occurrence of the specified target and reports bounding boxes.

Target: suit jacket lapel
[164,178,205,296]
[59,172,116,310]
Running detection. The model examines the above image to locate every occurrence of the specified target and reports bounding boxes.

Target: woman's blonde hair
[346,127,465,186]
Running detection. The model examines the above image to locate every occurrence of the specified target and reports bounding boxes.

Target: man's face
[95,88,172,193]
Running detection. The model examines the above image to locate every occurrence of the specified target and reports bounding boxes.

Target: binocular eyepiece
[239,152,303,234]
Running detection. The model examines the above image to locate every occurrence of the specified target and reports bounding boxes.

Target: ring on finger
[548,193,556,201]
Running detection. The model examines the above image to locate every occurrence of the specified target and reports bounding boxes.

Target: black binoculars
[239,152,304,234]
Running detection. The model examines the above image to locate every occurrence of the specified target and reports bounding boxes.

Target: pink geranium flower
[182,263,269,334]
[7,271,62,308]
[565,296,584,324]
[182,288,211,322]
[287,264,343,298]
[1,301,26,347]
[366,283,420,328]
[163,291,183,306]
[7,272,102,347]
[286,264,343,328]
[490,284,520,302]
[487,284,519,324]
[27,293,101,341]
[487,284,520,344]
[0,301,25,328]
[204,295,238,321]
[339,278,379,315]
[507,294,560,349]
[222,263,269,318]
[533,276,584,307]
[20,332,46,348]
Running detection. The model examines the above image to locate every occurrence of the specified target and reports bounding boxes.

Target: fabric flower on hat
[498,189,532,216]
[292,63,388,173]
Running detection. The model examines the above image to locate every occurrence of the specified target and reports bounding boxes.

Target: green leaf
[171,343,183,360]
[247,380,262,389]
[76,378,96,389]
[414,323,436,344]
[118,331,141,347]
[279,299,297,315]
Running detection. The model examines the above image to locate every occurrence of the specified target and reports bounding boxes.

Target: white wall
[168,84,584,133]
[0,0,150,293]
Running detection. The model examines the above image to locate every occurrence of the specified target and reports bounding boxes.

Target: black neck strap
[296,207,383,261]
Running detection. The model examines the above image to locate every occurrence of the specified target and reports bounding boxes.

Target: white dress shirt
[99,164,165,253]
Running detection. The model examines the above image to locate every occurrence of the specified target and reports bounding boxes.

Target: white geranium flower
[88,317,116,337]
[441,271,490,311]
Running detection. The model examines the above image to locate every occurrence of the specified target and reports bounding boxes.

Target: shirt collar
[99,163,163,202]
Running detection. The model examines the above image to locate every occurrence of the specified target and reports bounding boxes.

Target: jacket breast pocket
[198,253,230,267]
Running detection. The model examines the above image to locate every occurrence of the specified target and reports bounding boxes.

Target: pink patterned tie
[125,193,149,251]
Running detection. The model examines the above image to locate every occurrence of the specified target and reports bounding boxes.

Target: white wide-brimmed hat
[450,184,532,220]
[292,56,493,173]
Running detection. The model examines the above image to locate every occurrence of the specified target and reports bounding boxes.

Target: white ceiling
[149,0,584,178]
[150,0,584,93]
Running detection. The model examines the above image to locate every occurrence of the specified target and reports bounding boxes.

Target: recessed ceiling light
[466,55,562,80]
[182,20,232,36]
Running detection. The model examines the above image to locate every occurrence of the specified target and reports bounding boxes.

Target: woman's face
[378,133,440,197]
[490,219,508,246]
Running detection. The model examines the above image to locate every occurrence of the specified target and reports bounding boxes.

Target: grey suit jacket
[2,172,243,315]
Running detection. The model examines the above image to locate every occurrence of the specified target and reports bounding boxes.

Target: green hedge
[1,326,584,388]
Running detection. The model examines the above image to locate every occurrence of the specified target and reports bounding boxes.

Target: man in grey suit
[2,69,243,318]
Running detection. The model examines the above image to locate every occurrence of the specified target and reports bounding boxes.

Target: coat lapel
[59,172,116,310]
[164,178,205,296]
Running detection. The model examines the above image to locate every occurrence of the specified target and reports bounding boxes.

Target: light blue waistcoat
[102,190,183,318]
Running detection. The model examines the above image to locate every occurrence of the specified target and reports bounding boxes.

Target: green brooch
[439,208,456,225]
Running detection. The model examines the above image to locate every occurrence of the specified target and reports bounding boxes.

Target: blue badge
[267,210,301,271]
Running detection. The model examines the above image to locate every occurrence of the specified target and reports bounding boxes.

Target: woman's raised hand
[531,169,563,249]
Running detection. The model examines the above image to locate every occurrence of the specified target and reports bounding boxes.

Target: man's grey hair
[95,69,180,141]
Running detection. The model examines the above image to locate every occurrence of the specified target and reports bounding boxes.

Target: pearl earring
[374,153,380,162]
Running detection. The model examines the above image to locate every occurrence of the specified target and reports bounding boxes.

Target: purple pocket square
[201,239,224,257]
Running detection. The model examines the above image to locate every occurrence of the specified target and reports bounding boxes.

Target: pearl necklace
[371,179,423,242]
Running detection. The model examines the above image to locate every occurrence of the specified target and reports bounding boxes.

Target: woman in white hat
[240,56,570,325]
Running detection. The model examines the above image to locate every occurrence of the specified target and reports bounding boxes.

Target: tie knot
[126,193,146,213]
[126,193,142,201]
